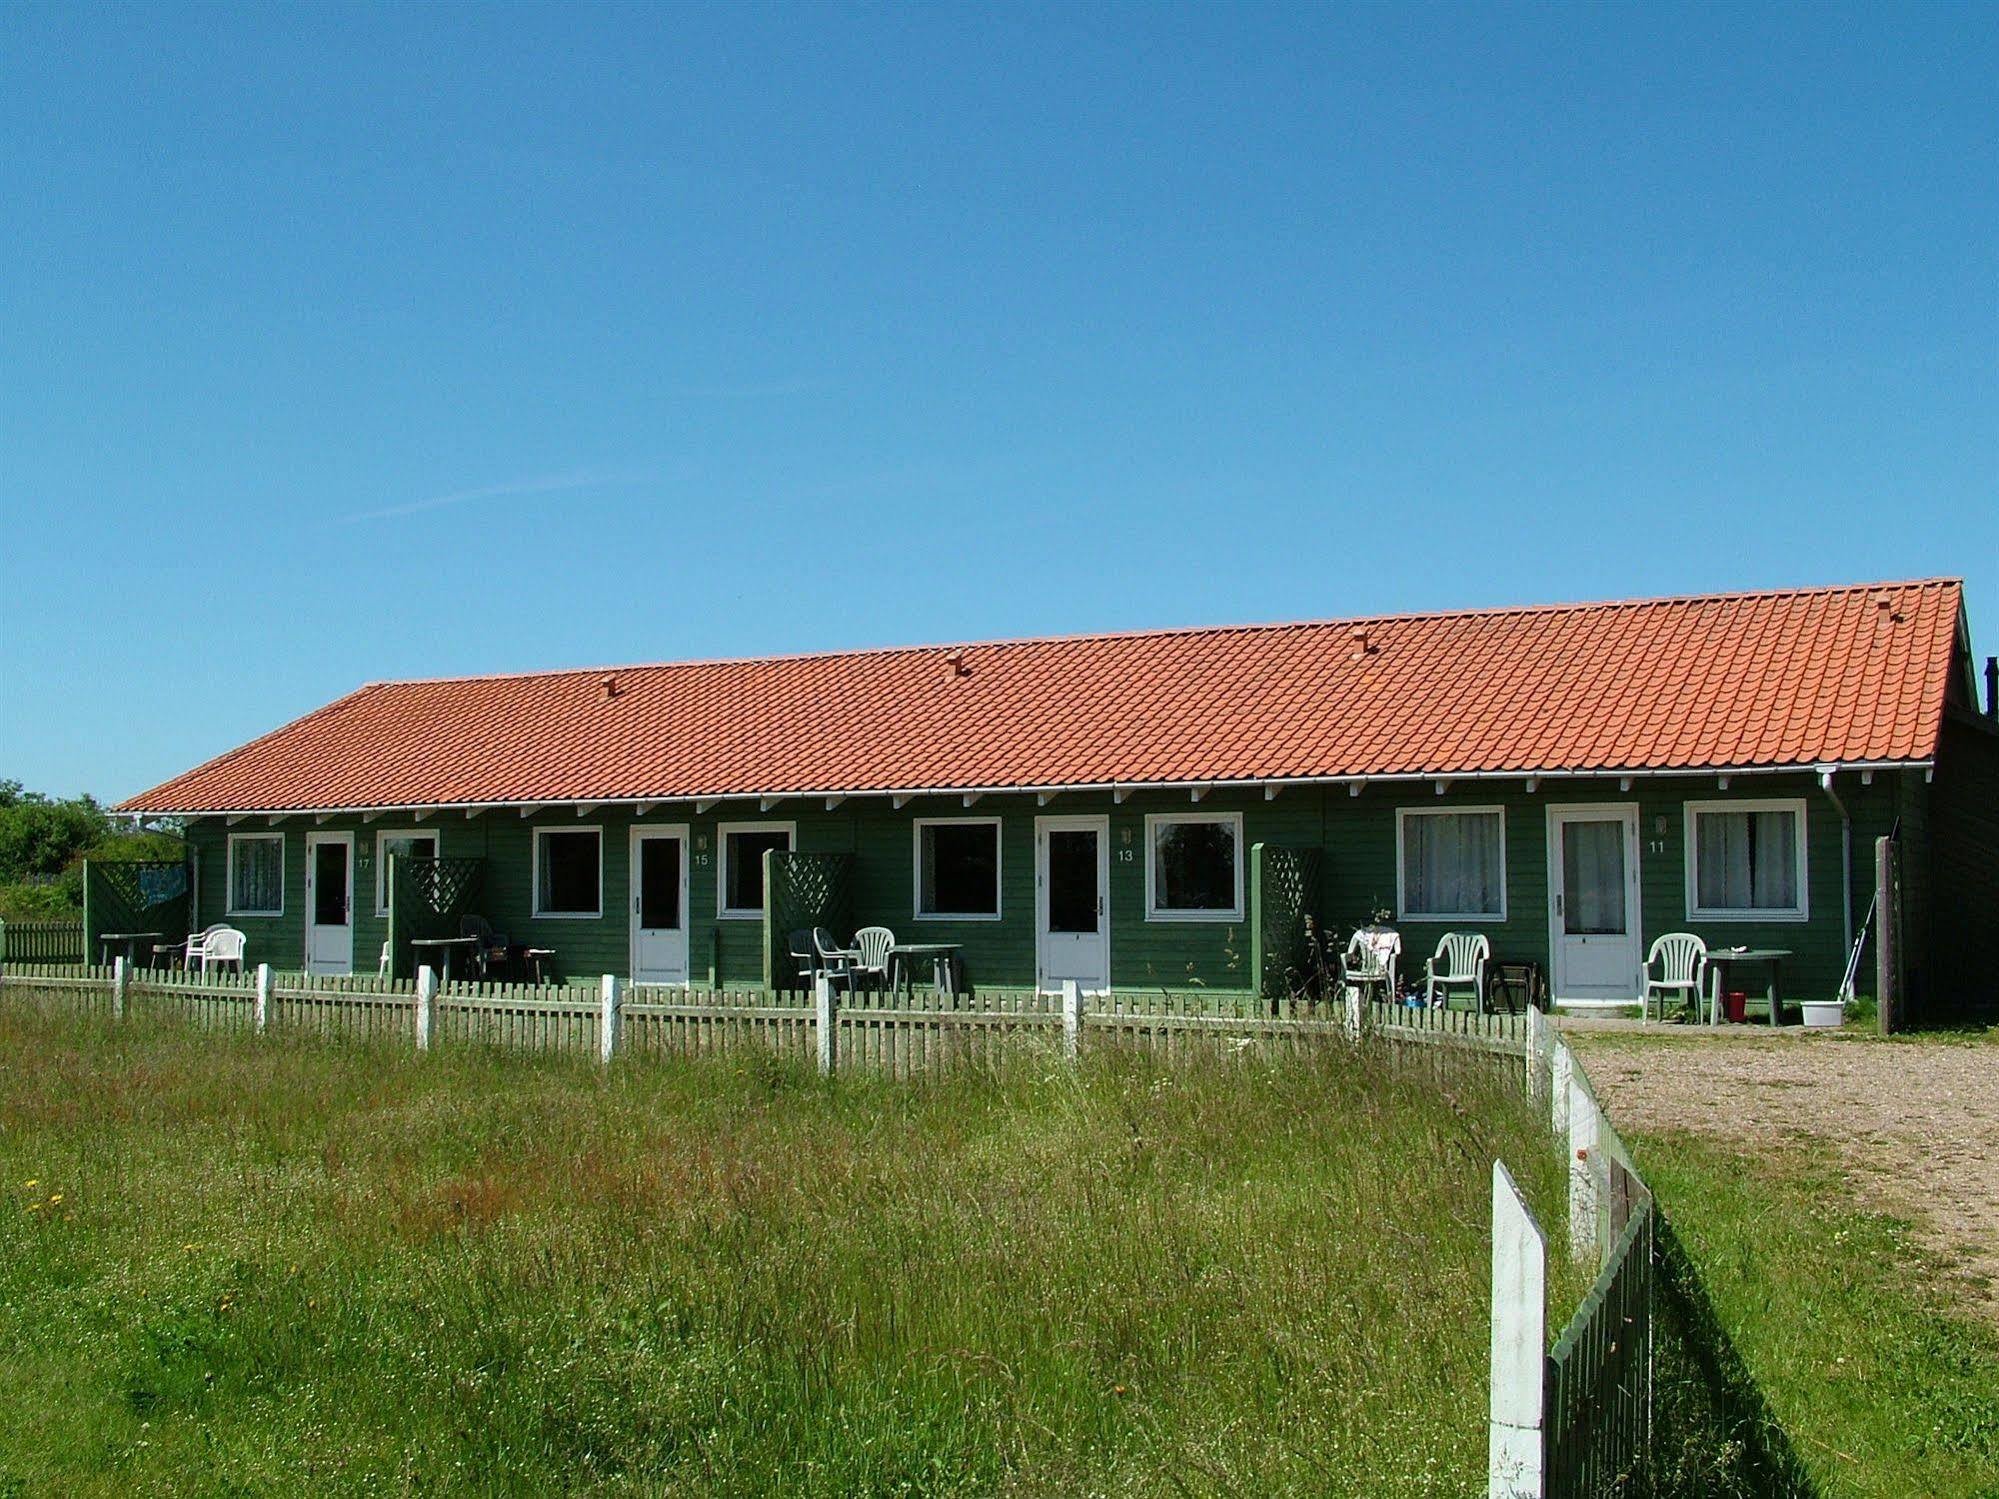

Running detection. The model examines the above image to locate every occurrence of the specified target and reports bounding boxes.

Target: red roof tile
[116,579,1966,813]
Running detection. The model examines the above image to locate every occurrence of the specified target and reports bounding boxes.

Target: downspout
[1818,768,1854,998]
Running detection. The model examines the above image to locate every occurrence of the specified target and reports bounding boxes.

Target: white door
[629,825,690,985]
[304,831,354,976]
[1547,805,1642,1003]
[1036,815,1110,994]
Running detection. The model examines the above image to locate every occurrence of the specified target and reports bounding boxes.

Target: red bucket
[1722,991,1749,1024]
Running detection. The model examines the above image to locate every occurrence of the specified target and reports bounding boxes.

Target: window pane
[1697,809,1798,911]
[1403,812,1503,917]
[1047,829,1099,933]
[379,832,438,910]
[1561,819,1626,935]
[638,837,682,929]
[231,838,282,913]
[1153,820,1237,912]
[725,830,791,912]
[313,841,349,926]
[537,830,601,914]
[920,823,999,915]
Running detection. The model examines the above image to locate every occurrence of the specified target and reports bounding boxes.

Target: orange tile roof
[117,579,1966,813]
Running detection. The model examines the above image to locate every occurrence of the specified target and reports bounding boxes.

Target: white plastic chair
[199,926,247,975]
[851,927,895,992]
[1343,927,1402,1005]
[813,927,855,990]
[181,923,227,971]
[1643,933,1708,1023]
[1424,932,1491,1010]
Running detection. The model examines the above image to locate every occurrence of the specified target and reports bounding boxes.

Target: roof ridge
[360,577,1964,690]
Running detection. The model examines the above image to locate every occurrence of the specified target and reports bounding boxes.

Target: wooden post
[1247,842,1266,1008]
[1061,979,1082,1060]
[1568,1067,1601,1265]
[815,973,837,1076]
[600,974,622,1063]
[112,954,128,1021]
[254,963,272,1033]
[1489,1160,1547,1499]
[1875,835,1898,1036]
[415,964,438,1051]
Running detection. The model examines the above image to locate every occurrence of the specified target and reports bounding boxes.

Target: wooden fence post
[1490,1160,1547,1498]
[600,974,622,1063]
[112,955,128,1021]
[815,973,837,1076]
[1568,1066,1602,1265]
[415,965,438,1052]
[1875,835,1898,1036]
[254,963,272,1033]
[1061,979,1082,1060]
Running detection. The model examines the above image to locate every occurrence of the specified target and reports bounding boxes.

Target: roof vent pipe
[1985,656,1997,720]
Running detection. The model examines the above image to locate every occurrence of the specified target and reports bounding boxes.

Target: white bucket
[1798,1000,1845,1028]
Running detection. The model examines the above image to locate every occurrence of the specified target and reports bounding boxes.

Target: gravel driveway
[1566,1024,1999,1323]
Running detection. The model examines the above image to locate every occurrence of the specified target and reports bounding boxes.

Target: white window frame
[1684,797,1809,923]
[716,821,796,920]
[531,824,604,920]
[1143,811,1245,923]
[1395,805,1508,923]
[225,831,285,917]
[912,817,1003,922]
[373,827,441,916]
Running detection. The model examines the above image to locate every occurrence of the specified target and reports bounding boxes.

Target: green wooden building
[114,579,1999,1017]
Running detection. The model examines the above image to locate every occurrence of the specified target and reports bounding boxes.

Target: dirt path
[1566,1025,1999,1322]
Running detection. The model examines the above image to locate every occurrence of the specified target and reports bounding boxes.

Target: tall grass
[0,999,1568,1496]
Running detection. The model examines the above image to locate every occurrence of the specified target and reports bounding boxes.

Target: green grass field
[0,999,1574,1497]
[1637,1132,1999,1499]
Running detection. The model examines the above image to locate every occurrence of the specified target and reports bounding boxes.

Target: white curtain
[1404,813,1503,916]
[1561,820,1626,934]
[1697,810,1798,910]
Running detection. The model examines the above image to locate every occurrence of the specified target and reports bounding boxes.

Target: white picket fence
[1490,1009,1656,1498]
[0,959,1530,1078]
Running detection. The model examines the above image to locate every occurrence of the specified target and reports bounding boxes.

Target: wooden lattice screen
[764,849,855,991]
[386,855,487,980]
[83,859,192,961]
[1249,843,1322,1004]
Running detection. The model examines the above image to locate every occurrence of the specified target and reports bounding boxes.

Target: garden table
[1704,948,1794,1027]
[889,943,963,999]
[409,935,479,983]
[97,930,162,968]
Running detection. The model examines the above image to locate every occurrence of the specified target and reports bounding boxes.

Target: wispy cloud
[343,468,651,523]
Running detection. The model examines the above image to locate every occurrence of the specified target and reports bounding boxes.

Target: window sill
[226,909,282,919]
[1687,909,1810,924]
[1397,913,1507,924]
[716,910,764,922]
[914,912,1002,923]
[1144,909,1243,924]
[529,911,603,921]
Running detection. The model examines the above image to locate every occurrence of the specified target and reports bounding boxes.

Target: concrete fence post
[1489,1160,1547,1499]
[815,973,837,1077]
[254,963,272,1033]
[1550,1036,1572,1137]
[1567,1068,1602,1265]
[112,955,129,1021]
[415,965,438,1052]
[600,974,622,1064]
[1061,980,1082,1061]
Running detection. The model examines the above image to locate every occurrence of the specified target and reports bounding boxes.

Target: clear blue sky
[3,2,1993,802]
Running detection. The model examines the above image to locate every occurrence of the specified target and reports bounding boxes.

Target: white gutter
[145,759,1933,822]
[1817,767,1856,999]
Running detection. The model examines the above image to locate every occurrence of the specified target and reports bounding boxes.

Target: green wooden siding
[184,770,1906,1000]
